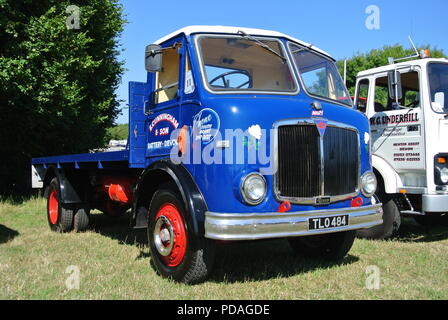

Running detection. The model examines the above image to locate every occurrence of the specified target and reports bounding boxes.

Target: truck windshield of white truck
[288,43,352,106]
[195,35,298,93]
[428,63,448,113]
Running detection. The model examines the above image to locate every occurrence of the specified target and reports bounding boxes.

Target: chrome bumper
[204,204,383,240]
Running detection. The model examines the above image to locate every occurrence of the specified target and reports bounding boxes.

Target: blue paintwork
[32,31,373,215]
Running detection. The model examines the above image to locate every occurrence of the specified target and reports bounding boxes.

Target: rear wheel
[148,187,215,284]
[73,206,90,232]
[46,178,74,232]
[288,230,356,261]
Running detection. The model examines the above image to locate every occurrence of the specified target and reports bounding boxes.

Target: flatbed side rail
[32,150,130,168]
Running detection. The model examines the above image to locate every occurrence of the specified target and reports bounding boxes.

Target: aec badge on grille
[314,119,328,137]
[315,196,331,205]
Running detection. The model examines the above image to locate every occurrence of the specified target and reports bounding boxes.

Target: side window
[374,71,420,112]
[374,76,390,112]
[184,53,195,94]
[356,78,369,113]
[402,72,420,109]
[155,46,180,104]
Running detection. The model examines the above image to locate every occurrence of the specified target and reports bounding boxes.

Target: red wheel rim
[154,203,187,267]
[48,189,59,225]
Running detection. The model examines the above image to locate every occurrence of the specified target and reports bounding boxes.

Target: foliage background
[106,123,128,141]
[0,0,125,195]
[337,44,447,95]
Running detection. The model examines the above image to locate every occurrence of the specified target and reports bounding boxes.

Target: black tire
[357,193,401,240]
[46,178,74,232]
[73,206,90,232]
[147,187,215,284]
[288,230,356,261]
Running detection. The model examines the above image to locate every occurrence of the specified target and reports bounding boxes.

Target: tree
[0,0,125,195]
[106,123,128,141]
[337,44,447,95]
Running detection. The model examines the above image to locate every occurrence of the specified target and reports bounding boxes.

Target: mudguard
[132,160,207,237]
[42,166,82,204]
[372,155,402,194]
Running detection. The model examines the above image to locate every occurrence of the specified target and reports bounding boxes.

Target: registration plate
[309,215,349,230]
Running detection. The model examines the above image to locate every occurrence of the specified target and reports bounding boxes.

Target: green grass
[1,197,447,299]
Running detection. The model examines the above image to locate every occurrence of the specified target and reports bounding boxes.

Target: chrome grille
[275,121,359,204]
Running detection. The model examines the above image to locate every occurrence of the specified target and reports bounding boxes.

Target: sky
[114,0,448,124]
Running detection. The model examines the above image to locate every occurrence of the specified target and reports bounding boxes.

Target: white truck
[354,51,448,238]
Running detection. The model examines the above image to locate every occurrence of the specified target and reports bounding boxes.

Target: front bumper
[204,204,383,240]
[423,193,448,212]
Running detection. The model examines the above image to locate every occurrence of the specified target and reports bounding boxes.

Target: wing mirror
[145,44,163,72]
[388,70,403,102]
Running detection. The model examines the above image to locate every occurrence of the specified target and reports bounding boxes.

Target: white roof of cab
[154,25,333,59]
[357,58,448,77]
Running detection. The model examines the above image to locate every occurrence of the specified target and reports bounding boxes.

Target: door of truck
[145,35,187,160]
[356,67,426,188]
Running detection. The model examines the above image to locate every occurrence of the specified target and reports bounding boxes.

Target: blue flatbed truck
[32,26,383,284]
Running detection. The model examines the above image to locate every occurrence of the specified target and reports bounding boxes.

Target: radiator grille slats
[277,125,320,198]
[323,126,359,196]
[276,123,358,201]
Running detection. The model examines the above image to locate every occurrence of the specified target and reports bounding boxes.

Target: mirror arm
[150,42,182,56]
[394,69,399,105]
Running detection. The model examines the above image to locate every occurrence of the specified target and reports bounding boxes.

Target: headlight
[434,155,448,185]
[440,167,448,184]
[241,173,267,205]
[360,171,377,197]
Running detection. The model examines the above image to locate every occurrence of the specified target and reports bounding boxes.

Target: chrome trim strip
[319,135,325,196]
[204,204,383,240]
[272,119,361,205]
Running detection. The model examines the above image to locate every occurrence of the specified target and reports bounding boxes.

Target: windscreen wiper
[237,30,287,64]
[290,43,315,55]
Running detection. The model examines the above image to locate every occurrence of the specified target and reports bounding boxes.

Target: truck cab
[32,26,382,283]
[354,56,448,238]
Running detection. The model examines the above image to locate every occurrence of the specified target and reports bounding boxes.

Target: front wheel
[147,187,215,284]
[357,194,401,239]
[288,230,356,261]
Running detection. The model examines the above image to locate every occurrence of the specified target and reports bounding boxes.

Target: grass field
[1,197,447,300]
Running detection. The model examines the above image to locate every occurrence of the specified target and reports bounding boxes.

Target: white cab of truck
[354,55,448,238]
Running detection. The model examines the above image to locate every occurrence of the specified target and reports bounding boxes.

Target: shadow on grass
[89,211,148,257]
[0,224,20,244]
[209,239,359,283]
[394,217,448,243]
[90,213,359,282]
[0,190,40,205]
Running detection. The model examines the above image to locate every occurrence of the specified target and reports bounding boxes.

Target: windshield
[288,43,351,106]
[196,35,297,93]
[428,63,448,113]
